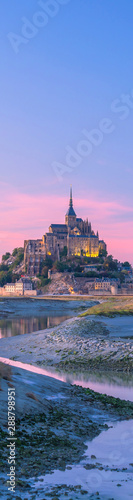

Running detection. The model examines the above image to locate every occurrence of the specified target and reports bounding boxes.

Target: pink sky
[0,183,133,265]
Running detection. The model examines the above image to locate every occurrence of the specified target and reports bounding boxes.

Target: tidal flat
[0,362,133,500]
[0,314,133,374]
[0,297,97,338]
[0,298,133,499]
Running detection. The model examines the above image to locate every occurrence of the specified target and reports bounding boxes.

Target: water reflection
[34,420,133,500]
[0,298,93,339]
[1,357,133,401]
[0,315,69,338]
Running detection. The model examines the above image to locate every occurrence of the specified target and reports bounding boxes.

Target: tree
[37,277,50,288]
[39,258,52,276]
[60,246,67,259]
[0,270,12,286]
[99,249,107,258]
[41,266,48,278]
[122,261,131,268]
[42,257,53,269]
[12,248,18,257]
[75,264,82,273]
[2,252,11,262]
[54,261,66,272]
[103,255,118,272]
[13,249,24,267]
[0,263,9,272]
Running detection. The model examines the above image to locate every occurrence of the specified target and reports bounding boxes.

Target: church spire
[69,186,73,208]
[65,186,76,224]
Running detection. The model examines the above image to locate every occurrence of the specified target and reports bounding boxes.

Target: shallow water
[72,378,133,401]
[1,357,133,401]
[91,314,133,339]
[1,355,133,498]
[0,314,70,338]
[0,298,133,340]
[0,298,92,338]
[0,300,133,401]
[1,301,133,499]
[33,419,133,499]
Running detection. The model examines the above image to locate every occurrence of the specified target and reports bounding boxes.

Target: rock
[84,463,96,469]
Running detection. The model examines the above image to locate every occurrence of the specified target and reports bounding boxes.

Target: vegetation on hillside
[0,244,132,288]
[36,257,52,287]
[0,248,24,287]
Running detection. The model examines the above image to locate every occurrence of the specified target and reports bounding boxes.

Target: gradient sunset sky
[0,0,133,263]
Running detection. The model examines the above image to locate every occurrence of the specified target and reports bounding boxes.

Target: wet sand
[0,306,133,499]
[0,361,133,499]
[0,315,133,374]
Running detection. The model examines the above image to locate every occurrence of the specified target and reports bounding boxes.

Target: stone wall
[68,235,99,257]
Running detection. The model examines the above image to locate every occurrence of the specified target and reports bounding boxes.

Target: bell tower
[65,187,76,229]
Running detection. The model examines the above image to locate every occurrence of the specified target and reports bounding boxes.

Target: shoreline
[0,293,133,300]
[0,304,133,499]
[1,355,133,400]
[0,361,133,500]
[0,314,133,373]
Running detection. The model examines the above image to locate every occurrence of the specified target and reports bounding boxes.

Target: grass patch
[80,297,133,317]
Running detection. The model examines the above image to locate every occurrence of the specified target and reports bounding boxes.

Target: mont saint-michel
[24,188,106,275]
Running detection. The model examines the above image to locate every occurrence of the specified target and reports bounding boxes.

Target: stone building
[24,188,106,275]
[2,278,33,296]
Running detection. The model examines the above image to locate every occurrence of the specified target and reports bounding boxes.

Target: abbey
[24,188,106,275]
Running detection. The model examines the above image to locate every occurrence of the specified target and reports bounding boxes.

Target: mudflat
[0,361,133,500]
[0,314,133,373]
